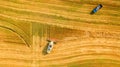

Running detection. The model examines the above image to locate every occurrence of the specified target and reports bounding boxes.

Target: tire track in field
[55,40,120,51]
[0,1,120,24]
[39,36,120,66]
[0,1,120,28]
[41,43,120,61]
[0,42,32,67]
[0,12,119,64]
[40,54,120,66]
[0,0,120,67]
[0,13,120,33]
[39,30,120,66]
[0,4,119,26]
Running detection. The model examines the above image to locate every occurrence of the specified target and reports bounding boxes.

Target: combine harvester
[91,4,103,14]
[46,40,56,54]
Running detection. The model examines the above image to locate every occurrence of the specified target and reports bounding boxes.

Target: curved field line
[0,25,30,47]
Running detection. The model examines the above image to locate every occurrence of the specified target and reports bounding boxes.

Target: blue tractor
[91,4,103,14]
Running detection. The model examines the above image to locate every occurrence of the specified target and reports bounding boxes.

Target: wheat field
[0,0,120,67]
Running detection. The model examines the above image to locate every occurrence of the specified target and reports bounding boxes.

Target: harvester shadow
[90,11,94,15]
[42,43,49,55]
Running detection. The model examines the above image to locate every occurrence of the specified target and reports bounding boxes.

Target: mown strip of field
[0,0,120,67]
